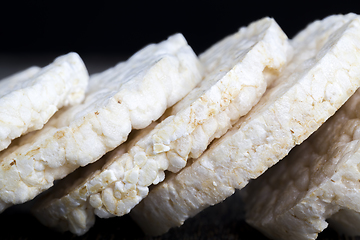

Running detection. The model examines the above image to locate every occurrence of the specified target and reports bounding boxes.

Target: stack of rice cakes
[1,13,360,240]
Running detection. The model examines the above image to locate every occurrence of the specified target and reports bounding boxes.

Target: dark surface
[0,1,359,56]
[0,190,352,240]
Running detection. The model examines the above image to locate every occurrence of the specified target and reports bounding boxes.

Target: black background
[1,1,360,239]
[1,0,359,77]
[0,0,358,56]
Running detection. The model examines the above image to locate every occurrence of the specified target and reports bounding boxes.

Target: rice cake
[130,13,360,236]
[243,87,360,240]
[0,53,88,152]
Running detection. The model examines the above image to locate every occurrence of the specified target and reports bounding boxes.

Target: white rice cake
[130,13,360,236]
[0,33,202,213]
[243,87,360,240]
[31,17,291,235]
[0,53,88,152]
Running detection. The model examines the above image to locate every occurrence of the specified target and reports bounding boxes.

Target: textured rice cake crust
[0,33,202,213]
[154,17,291,172]
[33,124,157,235]
[0,53,88,152]
[31,17,291,235]
[130,13,360,236]
[243,87,360,240]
